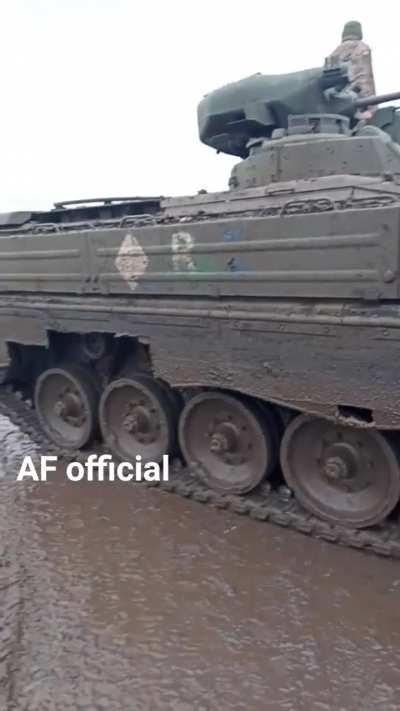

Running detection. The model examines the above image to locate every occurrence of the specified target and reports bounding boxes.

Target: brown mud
[0,415,400,711]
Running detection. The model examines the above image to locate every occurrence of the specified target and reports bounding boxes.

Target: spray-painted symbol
[171,231,196,271]
[115,233,149,291]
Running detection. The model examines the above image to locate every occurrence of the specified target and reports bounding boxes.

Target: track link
[1,386,400,559]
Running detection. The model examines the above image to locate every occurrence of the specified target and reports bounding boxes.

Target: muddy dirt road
[0,415,400,711]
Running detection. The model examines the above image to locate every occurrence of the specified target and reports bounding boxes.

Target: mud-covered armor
[1,64,400,556]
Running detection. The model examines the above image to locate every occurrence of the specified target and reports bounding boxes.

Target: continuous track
[1,385,400,560]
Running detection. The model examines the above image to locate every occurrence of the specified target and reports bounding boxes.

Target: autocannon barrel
[355,91,400,109]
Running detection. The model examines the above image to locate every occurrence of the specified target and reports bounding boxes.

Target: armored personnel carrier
[1,63,400,551]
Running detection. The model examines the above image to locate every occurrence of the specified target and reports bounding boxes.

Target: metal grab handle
[31,223,61,234]
[119,214,156,228]
[280,198,335,216]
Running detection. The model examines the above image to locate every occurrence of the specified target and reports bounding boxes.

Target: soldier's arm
[353,46,376,97]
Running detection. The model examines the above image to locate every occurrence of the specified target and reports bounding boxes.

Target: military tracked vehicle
[2,62,400,547]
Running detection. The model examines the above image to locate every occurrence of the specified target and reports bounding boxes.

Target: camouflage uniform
[328,21,376,115]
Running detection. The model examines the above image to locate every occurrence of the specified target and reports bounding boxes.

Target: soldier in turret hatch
[328,20,376,118]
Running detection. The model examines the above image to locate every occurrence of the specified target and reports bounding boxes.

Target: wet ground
[0,416,400,711]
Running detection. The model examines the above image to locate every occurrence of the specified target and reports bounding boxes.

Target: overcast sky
[0,0,398,212]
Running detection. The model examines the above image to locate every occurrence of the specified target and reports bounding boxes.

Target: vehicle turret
[198,64,400,158]
[198,64,400,189]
